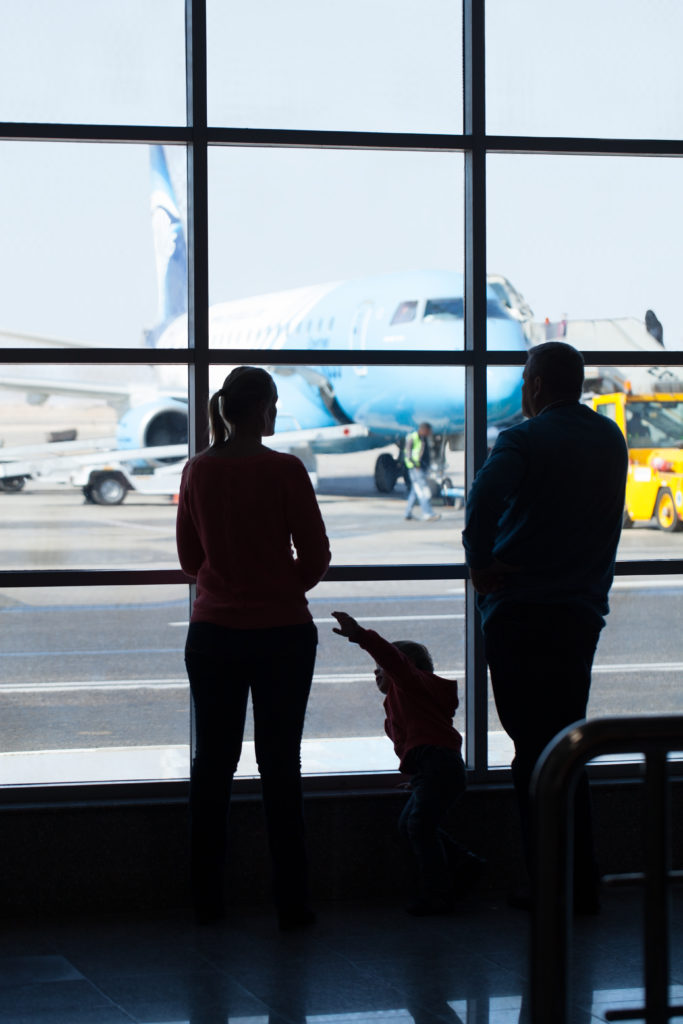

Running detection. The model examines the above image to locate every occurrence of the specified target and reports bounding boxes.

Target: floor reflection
[0,889,679,1024]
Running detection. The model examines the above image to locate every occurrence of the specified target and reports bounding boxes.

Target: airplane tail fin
[146,145,187,345]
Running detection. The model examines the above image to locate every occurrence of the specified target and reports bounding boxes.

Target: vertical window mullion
[463,0,489,779]
[186,0,209,762]
[186,0,209,457]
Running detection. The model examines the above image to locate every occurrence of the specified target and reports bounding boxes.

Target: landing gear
[374,452,403,493]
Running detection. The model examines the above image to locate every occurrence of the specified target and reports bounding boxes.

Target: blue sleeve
[461,430,527,569]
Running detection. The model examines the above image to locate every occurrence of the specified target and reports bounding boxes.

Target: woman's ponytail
[208,390,229,445]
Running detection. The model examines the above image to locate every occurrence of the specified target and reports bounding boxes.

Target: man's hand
[331,610,362,642]
[469,558,519,596]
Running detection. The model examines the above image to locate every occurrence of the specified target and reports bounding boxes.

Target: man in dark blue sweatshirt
[462,341,628,913]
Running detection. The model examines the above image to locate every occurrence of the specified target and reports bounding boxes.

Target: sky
[1,0,682,351]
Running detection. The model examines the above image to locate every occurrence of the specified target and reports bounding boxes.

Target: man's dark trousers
[484,602,602,907]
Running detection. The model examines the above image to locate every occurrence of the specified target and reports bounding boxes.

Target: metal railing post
[529,715,683,1024]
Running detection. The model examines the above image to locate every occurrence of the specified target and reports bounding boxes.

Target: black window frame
[1,0,683,803]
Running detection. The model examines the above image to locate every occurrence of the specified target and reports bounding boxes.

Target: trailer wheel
[654,488,681,532]
[0,476,26,493]
[90,473,127,506]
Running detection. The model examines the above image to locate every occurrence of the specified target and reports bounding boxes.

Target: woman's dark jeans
[185,619,318,912]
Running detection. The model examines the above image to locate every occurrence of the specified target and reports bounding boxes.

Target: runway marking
[168,614,465,627]
[1,661,682,694]
[592,661,683,674]
[0,679,188,694]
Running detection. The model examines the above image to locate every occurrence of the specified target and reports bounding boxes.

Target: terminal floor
[0,888,680,1024]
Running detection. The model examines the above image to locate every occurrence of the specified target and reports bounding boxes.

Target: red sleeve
[175,461,204,578]
[287,458,331,590]
[356,629,419,687]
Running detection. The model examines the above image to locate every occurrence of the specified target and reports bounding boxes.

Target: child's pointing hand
[331,611,361,642]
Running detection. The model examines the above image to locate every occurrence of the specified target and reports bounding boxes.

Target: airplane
[0,145,666,497]
[131,145,530,492]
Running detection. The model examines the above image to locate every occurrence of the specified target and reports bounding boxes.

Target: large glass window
[0,1,186,126]
[485,0,683,139]
[2,0,682,789]
[207,0,463,133]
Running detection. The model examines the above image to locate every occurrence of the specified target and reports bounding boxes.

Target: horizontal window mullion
[2,561,683,590]
[0,348,195,365]
[486,135,683,158]
[0,123,191,145]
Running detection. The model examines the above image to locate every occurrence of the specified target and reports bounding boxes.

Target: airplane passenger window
[390,301,418,325]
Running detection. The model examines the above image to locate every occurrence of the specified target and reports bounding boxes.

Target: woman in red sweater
[176,366,330,928]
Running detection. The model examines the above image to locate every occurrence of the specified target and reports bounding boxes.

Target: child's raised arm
[331,610,362,642]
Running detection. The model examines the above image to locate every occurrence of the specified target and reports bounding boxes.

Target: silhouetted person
[176,366,330,928]
[645,309,664,345]
[462,342,627,913]
[332,611,483,914]
[404,422,441,521]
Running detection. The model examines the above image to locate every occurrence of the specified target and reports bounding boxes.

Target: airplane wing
[0,367,184,414]
[0,328,108,349]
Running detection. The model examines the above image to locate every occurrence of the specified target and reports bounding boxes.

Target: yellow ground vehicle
[592,391,683,531]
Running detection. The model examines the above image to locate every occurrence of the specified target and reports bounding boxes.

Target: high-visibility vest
[404,431,424,469]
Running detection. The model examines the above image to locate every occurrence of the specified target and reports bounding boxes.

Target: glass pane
[208,147,463,338]
[304,581,465,776]
[0,586,189,786]
[205,362,465,564]
[486,0,683,139]
[487,154,683,351]
[487,576,683,768]
[0,143,188,350]
[207,0,462,133]
[0,0,186,125]
[0,367,187,569]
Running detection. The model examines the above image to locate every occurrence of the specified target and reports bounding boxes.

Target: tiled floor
[0,888,679,1024]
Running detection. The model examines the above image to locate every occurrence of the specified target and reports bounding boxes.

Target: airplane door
[350,301,372,376]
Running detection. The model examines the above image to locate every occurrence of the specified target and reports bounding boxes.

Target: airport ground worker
[403,422,441,521]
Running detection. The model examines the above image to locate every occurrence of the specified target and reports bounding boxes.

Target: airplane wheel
[374,453,399,493]
[90,473,127,506]
[654,489,681,532]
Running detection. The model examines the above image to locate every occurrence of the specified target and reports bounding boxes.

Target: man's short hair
[526,342,584,400]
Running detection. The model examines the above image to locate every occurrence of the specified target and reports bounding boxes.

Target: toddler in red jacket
[332,610,483,914]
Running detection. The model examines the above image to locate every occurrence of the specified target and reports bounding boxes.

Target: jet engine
[116,398,188,449]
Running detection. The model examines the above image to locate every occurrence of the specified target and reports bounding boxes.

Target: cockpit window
[423,297,511,320]
[424,298,463,320]
[390,300,418,325]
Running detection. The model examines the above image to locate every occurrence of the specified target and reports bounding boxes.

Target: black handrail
[530,715,683,1024]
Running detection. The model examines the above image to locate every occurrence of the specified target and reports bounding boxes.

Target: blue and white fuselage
[155,269,527,450]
